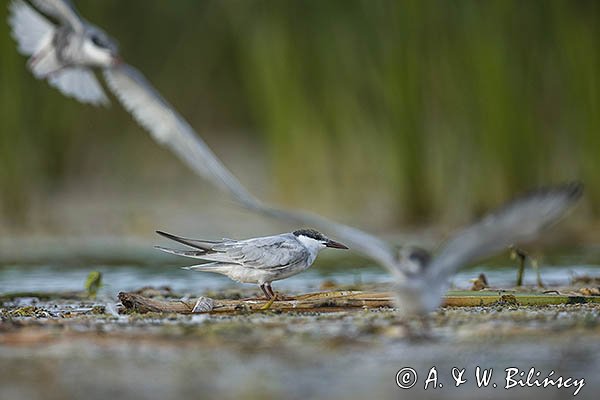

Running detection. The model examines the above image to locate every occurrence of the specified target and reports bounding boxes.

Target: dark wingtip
[527,181,584,203]
[155,230,183,242]
[563,181,584,200]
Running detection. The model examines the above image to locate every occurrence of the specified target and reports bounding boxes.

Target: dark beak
[325,239,349,250]
[112,54,123,66]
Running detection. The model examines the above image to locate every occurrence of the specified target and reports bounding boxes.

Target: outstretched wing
[31,0,83,31]
[8,1,108,105]
[9,2,401,272]
[103,64,262,207]
[8,0,54,56]
[48,67,109,105]
[104,63,399,272]
[425,182,583,283]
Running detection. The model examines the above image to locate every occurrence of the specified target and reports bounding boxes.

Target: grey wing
[48,67,109,105]
[8,0,54,56]
[31,0,83,31]
[208,236,309,269]
[103,64,261,207]
[425,182,583,283]
[103,64,398,272]
[103,65,397,271]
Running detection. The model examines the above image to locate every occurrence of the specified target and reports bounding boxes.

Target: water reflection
[1,263,599,296]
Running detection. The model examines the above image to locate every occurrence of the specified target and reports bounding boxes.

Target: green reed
[0,0,597,227]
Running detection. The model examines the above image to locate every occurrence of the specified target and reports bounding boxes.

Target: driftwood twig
[118,290,600,315]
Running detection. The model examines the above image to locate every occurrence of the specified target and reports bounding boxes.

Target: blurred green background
[0,0,598,235]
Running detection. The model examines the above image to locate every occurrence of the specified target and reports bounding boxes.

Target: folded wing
[104,64,399,272]
[210,236,309,269]
[157,234,308,270]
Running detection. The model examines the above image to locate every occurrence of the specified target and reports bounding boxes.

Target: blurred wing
[104,63,399,272]
[7,0,417,276]
[31,0,83,31]
[8,0,54,56]
[426,182,583,282]
[261,207,400,273]
[48,67,109,105]
[211,236,309,269]
[103,64,261,207]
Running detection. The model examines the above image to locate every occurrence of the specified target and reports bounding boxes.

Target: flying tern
[8,0,119,105]
[155,229,349,299]
[7,0,261,204]
[392,182,583,317]
[6,0,397,263]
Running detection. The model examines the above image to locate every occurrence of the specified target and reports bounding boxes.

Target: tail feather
[182,263,226,272]
[155,245,210,259]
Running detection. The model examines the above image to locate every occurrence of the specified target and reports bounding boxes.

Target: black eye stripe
[91,35,106,48]
[293,228,325,241]
[407,248,431,266]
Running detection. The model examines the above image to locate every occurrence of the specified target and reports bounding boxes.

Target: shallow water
[2,254,600,400]
[0,262,599,296]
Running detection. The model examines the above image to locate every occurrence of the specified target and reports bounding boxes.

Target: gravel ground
[1,290,599,400]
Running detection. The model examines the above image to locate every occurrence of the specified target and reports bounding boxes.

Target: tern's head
[397,246,432,275]
[293,228,349,251]
[82,26,120,67]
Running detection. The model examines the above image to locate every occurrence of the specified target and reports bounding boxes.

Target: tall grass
[0,0,597,228]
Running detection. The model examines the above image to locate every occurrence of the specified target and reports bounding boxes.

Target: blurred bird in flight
[6,0,400,271]
[391,183,582,317]
[8,0,118,105]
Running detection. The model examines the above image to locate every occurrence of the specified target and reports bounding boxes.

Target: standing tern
[8,2,584,315]
[6,0,394,262]
[155,229,348,299]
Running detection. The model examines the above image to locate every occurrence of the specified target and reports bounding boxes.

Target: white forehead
[82,39,113,66]
[398,247,430,275]
[297,234,326,250]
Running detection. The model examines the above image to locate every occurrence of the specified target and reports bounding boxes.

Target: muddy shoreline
[1,283,599,399]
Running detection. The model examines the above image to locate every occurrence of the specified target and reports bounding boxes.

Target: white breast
[296,235,325,265]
